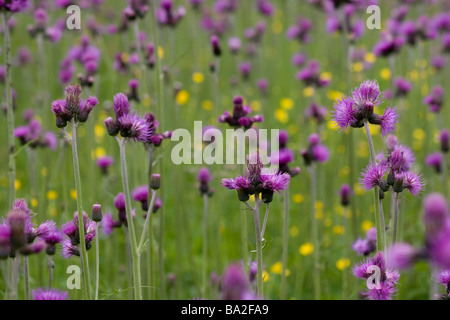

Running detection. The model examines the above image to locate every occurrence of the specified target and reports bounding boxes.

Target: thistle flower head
[352,80,382,108]
[332,97,357,131]
[360,163,388,191]
[386,243,417,270]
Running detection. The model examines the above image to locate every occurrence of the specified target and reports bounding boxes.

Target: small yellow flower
[290,226,299,237]
[31,198,38,208]
[270,261,283,274]
[274,109,289,124]
[354,183,365,196]
[361,220,373,232]
[250,100,261,112]
[94,124,105,141]
[70,189,77,200]
[263,271,270,282]
[15,180,21,191]
[293,194,304,204]
[299,243,314,256]
[352,62,363,73]
[327,119,339,131]
[364,52,376,64]
[95,147,106,159]
[316,211,324,220]
[271,19,283,34]
[320,72,332,82]
[327,90,344,101]
[380,68,391,80]
[50,207,57,218]
[333,225,345,235]
[143,94,151,107]
[121,52,129,64]
[158,46,164,59]
[47,190,58,201]
[41,167,48,177]
[280,98,294,110]
[409,69,419,81]
[192,72,204,84]
[315,201,323,211]
[413,128,426,140]
[336,258,351,271]
[303,86,315,98]
[202,100,213,111]
[176,90,189,105]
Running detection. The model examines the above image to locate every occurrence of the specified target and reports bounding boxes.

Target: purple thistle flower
[198,167,213,195]
[221,263,252,300]
[96,155,114,175]
[312,145,329,163]
[426,152,443,173]
[423,85,444,113]
[114,193,126,212]
[101,213,115,236]
[339,184,352,207]
[118,112,153,142]
[34,220,57,239]
[363,280,397,300]
[352,258,372,279]
[402,171,424,196]
[352,238,371,256]
[423,193,449,239]
[0,224,11,259]
[332,97,356,130]
[379,107,399,136]
[259,171,291,193]
[132,185,149,211]
[222,176,251,191]
[61,239,79,259]
[440,129,449,153]
[437,270,450,297]
[386,243,417,270]
[360,163,388,191]
[32,288,68,300]
[352,80,382,108]
[113,93,130,118]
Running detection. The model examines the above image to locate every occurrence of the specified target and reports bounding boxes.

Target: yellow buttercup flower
[280,98,294,110]
[202,100,213,111]
[361,220,373,232]
[275,109,289,124]
[299,243,314,256]
[380,68,391,80]
[176,90,189,105]
[293,194,304,203]
[336,258,351,271]
[47,190,58,201]
[192,72,204,84]
[70,189,77,200]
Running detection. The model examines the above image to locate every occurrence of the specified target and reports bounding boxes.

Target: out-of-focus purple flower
[221,263,257,300]
[426,152,443,173]
[286,16,312,43]
[339,184,352,207]
[0,224,11,259]
[132,185,149,211]
[219,96,263,130]
[440,130,449,153]
[305,102,327,125]
[96,155,114,175]
[198,168,213,196]
[394,77,412,98]
[423,85,444,113]
[32,288,68,300]
[386,243,418,270]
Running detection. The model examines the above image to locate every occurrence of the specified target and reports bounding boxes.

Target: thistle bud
[440,129,449,153]
[64,85,82,116]
[151,174,161,190]
[92,203,102,222]
[105,117,119,136]
[7,209,27,250]
[210,35,221,57]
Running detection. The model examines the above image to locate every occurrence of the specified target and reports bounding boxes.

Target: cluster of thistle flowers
[271,130,300,177]
[362,135,424,198]
[324,2,366,42]
[300,133,330,166]
[223,153,290,204]
[426,129,449,174]
[372,4,450,62]
[59,36,101,88]
[14,109,57,150]
[352,251,400,300]
[0,0,29,12]
[386,194,450,299]
[218,96,263,130]
[51,84,99,128]
[27,7,64,43]
[214,262,260,300]
[333,80,399,136]
[102,188,161,236]
[0,199,62,260]
[61,209,99,259]
[105,93,171,145]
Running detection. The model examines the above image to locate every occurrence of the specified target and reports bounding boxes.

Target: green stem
[24,256,29,300]
[137,190,157,254]
[202,193,208,298]
[118,139,142,300]
[3,12,16,208]
[252,195,264,298]
[310,164,321,300]
[392,193,400,245]
[147,146,154,300]
[363,121,386,253]
[70,119,91,300]
[280,184,290,300]
[95,224,100,300]
[48,255,54,288]
[123,227,134,300]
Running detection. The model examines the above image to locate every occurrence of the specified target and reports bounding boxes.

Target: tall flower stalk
[333,80,399,253]
[51,85,98,299]
[223,153,290,298]
[3,11,16,208]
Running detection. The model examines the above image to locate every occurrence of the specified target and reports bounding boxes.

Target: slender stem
[202,193,208,298]
[3,12,16,208]
[147,146,154,300]
[280,184,290,300]
[260,204,270,241]
[310,164,321,300]
[70,119,91,300]
[10,257,20,300]
[1,261,11,299]
[391,193,400,245]
[95,224,100,300]
[252,195,263,298]
[137,190,157,254]
[118,139,142,300]
[24,256,29,300]
[341,207,349,299]
[48,256,54,288]
[363,121,386,253]
[123,227,134,300]
[442,152,448,199]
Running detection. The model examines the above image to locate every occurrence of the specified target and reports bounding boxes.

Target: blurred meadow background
[0,0,449,300]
